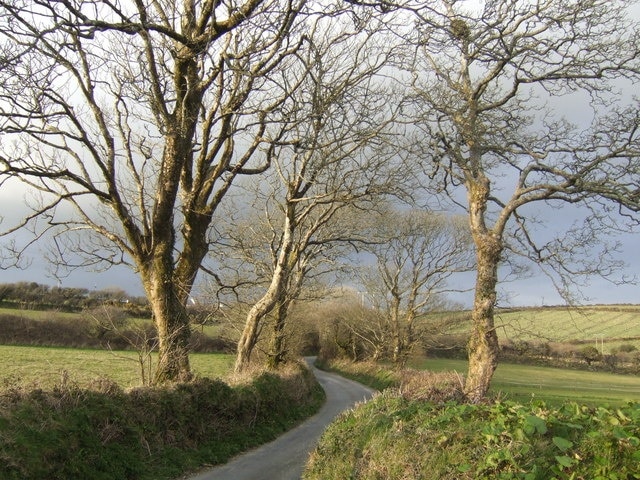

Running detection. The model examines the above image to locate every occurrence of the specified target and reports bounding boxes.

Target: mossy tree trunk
[464,177,502,402]
[267,297,292,369]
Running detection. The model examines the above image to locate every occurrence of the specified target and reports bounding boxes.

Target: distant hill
[495,305,640,345]
[438,305,640,353]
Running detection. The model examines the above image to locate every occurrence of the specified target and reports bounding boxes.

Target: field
[411,357,640,405]
[0,306,222,330]
[2,304,640,402]
[0,306,81,321]
[440,304,640,353]
[0,345,234,389]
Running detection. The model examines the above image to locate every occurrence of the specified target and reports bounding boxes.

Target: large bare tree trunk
[234,294,276,373]
[152,294,192,384]
[141,253,192,384]
[390,296,402,364]
[464,178,502,402]
[234,218,295,373]
[267,298,291,369]
[464,235,501,402]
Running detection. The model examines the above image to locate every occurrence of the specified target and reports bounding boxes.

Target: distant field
[6,304,640,352]
[0,306,223,337]
[412,357,640,405]
[0,345,235,389]
[0,306,81,320]
[441,304,640,353]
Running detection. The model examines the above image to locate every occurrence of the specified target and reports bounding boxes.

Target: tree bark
[234,217,295,373]
[464,234,501,402]
[267,298,290,369]
[390,294,402,364]
[139,239,193,384]
[234,296,272,373]
[152,294,192,384]
[464,178,502,402]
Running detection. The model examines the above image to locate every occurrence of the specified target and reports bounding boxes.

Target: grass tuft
[398,369,465,403]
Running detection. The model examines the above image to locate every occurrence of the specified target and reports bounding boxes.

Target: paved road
[185,360,375,480]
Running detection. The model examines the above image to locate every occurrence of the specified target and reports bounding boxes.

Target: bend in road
[185,359,375,480]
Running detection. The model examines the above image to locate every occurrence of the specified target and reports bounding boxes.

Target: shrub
[0,314,93,348]
[423,334,468,359]
[0,313,233,353]
[579,345,602,366]
[616,343,637,353]
[86,306,130,337]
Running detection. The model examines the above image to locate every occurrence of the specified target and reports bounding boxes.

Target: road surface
[185,360,375,480]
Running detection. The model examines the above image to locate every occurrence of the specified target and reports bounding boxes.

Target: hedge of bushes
[0,362,325,480]
[0,313,233,353]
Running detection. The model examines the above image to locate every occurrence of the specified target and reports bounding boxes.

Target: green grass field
[439,305,640,353]
[0,345,234,389]
[411,357,640,405]
[0,306,81,320]
[495,306,640,346]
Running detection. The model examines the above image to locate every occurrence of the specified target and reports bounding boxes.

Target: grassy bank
[307,360,640,479]
[0,360,325,480]
[304,392,640,480]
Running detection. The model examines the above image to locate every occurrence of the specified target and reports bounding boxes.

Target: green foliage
[616,344,638,354]
[580,345,603,365]
[304,393,640,480]
[0,362,325,480]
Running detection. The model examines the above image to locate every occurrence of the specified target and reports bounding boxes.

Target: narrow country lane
[184,359,375,480]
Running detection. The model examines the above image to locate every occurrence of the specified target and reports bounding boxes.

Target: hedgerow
[0,361,324,480]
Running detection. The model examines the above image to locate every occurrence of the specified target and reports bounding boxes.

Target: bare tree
[0,0,317,382]
[359,209,474,365]
[225,15,403,372]
[402,0,640,401]
[88,304,158,386]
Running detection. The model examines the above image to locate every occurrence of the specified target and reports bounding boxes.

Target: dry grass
[398,369,465,403]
